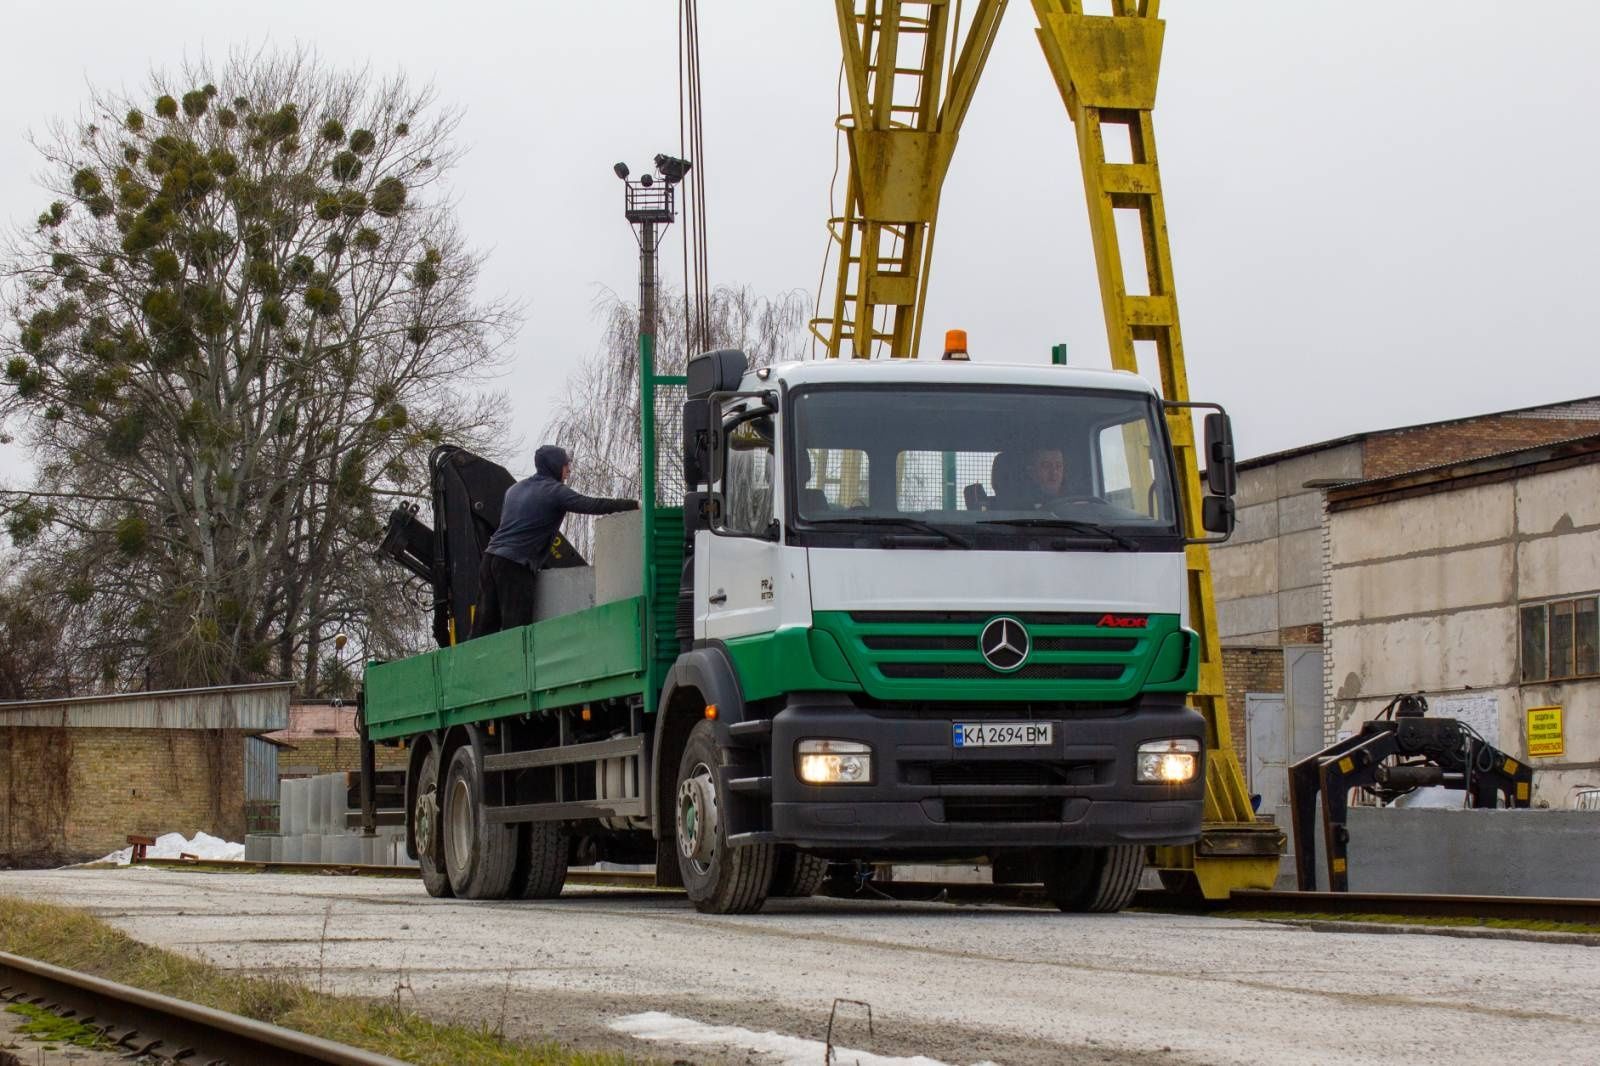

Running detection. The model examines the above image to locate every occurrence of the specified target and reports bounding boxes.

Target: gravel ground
[0,867,1596,1065]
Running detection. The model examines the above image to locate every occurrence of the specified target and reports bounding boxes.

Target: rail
[0,950,407,1065]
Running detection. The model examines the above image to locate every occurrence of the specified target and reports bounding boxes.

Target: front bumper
[764,694,1205,855]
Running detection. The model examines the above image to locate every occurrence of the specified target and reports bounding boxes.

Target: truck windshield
[788,384,1181,549]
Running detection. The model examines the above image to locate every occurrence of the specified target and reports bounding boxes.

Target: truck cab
[664,351,1229,910]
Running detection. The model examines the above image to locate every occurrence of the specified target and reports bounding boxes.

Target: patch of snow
[609,1010,996,1066]
[92,831,245,866]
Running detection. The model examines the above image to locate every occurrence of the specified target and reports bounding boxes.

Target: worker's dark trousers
[472,554,537,638]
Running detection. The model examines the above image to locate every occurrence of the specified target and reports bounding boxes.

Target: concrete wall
[1324,808,1600,896]
[0,727,249,863]
[1327,461,1600,806]
[1215,442,1356,646]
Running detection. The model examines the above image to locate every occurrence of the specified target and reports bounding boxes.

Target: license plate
[952,722,1053,748]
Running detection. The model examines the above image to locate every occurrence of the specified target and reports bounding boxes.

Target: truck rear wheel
[674,719,774,914]
[1043,845,1144,913]
[770,848,828,898]
[515,822,569,899]
[415,747,453,898]
[443,744,518,899]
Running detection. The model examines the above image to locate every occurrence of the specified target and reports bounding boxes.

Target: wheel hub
[676,769,718,867]
[415,790,438,861]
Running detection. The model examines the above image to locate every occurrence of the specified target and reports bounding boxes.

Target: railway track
[0,951,405,1065]
[128,857,1600,925]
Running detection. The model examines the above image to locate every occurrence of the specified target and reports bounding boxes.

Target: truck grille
[862,634,1136,654]
[880,662,1123,681]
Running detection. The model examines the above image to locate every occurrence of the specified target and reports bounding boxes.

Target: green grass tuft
[7,1001,113,1048]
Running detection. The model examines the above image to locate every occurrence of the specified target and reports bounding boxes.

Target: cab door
[701,409,783,641]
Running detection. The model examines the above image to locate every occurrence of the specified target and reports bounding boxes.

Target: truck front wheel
[443,744,518,899]
[1043,845,1144,913]
[675,720,774,914]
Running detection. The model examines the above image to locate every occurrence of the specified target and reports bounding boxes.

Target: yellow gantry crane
[814,0,1283,897]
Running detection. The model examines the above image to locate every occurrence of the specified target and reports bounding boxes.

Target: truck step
[727,775,772,796]
[727,831,778,846]
[725,719,773,745]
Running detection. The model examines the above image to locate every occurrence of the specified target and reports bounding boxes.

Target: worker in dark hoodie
[472,444,638,637]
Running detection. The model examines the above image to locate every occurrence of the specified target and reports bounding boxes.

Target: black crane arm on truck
[1287,694,1533,892]
[378,445,586,647]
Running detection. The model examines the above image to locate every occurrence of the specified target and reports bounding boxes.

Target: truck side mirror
[687,349,749,398]
[682,399,712,487]
[1204,412,1237,497]
[1201,494,1235,536]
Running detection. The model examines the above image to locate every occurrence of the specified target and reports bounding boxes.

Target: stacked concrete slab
[246,772,414,867]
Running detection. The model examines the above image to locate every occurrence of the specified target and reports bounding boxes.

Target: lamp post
[615,154,692,727]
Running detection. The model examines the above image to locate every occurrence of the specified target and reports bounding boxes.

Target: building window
[1521,595,1599,682]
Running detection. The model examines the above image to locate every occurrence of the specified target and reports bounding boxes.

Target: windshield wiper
[804,516,972,549]
[978,517,1138,550]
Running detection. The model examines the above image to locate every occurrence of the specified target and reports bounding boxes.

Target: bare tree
[544,284,808,551]
[0,48,515,692]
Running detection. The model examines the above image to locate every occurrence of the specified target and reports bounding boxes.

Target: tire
[674,719,775,914]
[770,848,828,898]
[515,822,570,899]
[442,743,518,900]
[414,747,453,898]
[1043,845,1144,913]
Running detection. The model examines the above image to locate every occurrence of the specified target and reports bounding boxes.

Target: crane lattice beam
[1033,0,1280,897]
[812,0,1008,359]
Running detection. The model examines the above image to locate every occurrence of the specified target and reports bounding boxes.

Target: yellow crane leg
[1032,0,1282,898]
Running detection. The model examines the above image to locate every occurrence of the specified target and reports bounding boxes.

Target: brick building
[1211,396,1600,807]
[0,683,290,865]
[264,702,408,778]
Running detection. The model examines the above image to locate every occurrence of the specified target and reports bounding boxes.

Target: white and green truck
[365,348,1238,913]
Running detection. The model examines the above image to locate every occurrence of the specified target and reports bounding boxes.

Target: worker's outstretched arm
[555,485,639,515]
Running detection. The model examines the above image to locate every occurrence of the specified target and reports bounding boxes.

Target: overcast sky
[3,1,1597,482]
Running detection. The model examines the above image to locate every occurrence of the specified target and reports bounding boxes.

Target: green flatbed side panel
[436,626,530,725]
[365,596,649,739]
[531,596,646,707]
[363,651,439,741]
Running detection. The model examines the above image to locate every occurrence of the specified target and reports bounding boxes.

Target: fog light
[797,739,873,785]
[1137,738,1200,783]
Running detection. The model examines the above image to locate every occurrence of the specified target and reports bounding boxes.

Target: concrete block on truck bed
[534,566,596,621]
[594,509,643,604]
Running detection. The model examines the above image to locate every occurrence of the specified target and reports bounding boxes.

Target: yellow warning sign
[1526,706,1564,758]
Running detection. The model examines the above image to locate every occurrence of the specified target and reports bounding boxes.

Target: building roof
[0,682,293,732]
[1326,432,1600,511]
[1239,394,1600,471]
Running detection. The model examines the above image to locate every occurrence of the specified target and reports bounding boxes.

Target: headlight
[1137,738,1200,783]
[797,739,873,785]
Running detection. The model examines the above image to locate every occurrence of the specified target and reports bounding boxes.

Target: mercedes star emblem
[979,616,1030,672]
